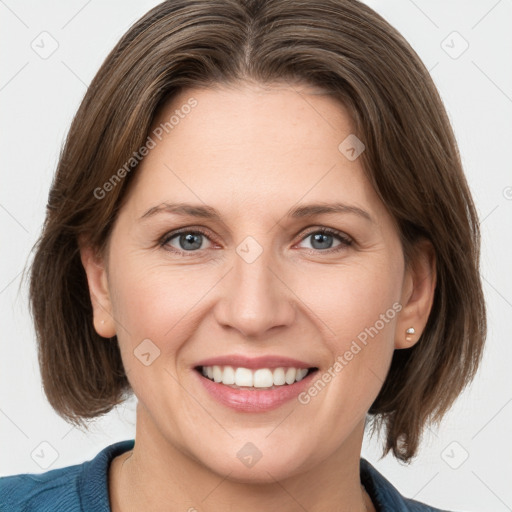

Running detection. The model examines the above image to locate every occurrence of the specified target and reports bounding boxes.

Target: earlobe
[78,235,117,338]
[395,239,436,350]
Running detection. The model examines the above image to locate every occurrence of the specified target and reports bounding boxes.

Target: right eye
[160,228,214,255]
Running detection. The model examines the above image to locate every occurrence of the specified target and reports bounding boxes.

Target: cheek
[294,256,402,408]
[295,256,402,345]
[108,258,215,340]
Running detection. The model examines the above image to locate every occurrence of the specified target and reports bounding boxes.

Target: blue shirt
[0,439,450,511]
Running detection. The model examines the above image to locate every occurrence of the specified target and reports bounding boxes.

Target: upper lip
[194,355,316,370]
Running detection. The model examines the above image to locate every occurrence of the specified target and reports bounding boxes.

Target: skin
[80,81,436,512]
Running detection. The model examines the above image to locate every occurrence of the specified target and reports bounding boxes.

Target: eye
[160,228,213,254]
[297,228,353,253]
[159,226,353,256]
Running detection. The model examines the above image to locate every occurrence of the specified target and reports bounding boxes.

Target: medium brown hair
[27,0,486,461]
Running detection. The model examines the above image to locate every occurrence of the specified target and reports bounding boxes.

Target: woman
[0,0,486,511]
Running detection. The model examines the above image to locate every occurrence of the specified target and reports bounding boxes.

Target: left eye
[297,229,352,251]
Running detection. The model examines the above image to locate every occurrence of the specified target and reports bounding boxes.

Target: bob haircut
[27,0,486,462]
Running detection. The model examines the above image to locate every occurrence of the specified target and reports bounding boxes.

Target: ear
[78,235,117,338]
[395,238,436,349]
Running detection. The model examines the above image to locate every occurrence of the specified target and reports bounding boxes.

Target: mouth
[192,355,319,412]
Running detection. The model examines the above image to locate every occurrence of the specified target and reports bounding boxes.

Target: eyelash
[158,226,353,257]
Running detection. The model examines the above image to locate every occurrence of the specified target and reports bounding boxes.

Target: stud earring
[101,319,105,325]
[405,326,415,342]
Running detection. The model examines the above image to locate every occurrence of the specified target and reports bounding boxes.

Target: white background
[1,1,511,510]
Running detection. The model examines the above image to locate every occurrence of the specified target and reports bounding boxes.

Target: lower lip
[195,370,316,412]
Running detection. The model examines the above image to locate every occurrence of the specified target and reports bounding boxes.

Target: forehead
[120,83,389,227]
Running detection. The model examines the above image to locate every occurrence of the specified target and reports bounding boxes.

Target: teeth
[296,368,308,381]
[200,365,311,388]
[212,366,223,383]
[285,367,296,384]
[254,369,273,388]
[235,367,253,387]
[273,367,286,385]
[222,365,235,385]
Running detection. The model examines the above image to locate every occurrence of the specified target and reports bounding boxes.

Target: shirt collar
[360,457,416,511]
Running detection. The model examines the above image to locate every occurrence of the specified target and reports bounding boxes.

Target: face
[85,82,418,482]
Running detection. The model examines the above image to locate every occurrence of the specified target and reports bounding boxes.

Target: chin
[191,439,316,484]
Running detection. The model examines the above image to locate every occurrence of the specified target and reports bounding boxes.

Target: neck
[109,407,373,512]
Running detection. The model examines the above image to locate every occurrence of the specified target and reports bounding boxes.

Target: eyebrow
[139,201,373,223]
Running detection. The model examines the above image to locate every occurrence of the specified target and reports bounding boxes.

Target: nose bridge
[214,236,295,338]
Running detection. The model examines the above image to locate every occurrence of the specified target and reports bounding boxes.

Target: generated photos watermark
[298,301,402,404]
[93,97,198,200]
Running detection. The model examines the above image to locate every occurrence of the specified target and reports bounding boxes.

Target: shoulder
[0,462,84,512]
[0,439,135,512]
[360,458,456,512]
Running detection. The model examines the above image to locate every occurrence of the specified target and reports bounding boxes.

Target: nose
[213,246,296,339]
